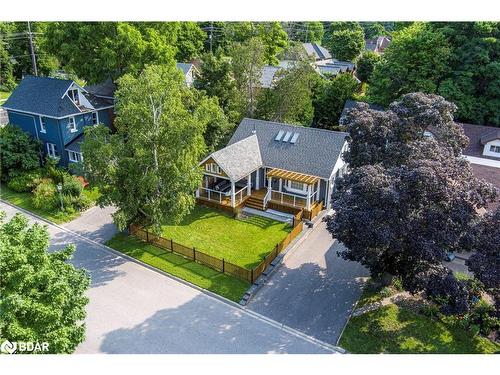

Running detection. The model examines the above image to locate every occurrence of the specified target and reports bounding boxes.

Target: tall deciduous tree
[0,212,90,353]
[81,64,213,232]
[230,37,265,118]
[313,73,359,130]
[326,93,497,312]
[256,62,320,125]
[196,51,243,123]
[0,40,15,90]
[325,29,365,61]
[367,23,452,105]
[467,208,500,314]
[356,51,380,83]
[257,22,289,65]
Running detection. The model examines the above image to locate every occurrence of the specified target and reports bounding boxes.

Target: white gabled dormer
[63,82,94,111]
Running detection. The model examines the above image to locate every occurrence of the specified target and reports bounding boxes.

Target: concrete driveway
[247,218,369,345]
[0,202,338,354]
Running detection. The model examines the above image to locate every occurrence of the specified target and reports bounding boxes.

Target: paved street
[0,202,338,354]
[248,218,369,345]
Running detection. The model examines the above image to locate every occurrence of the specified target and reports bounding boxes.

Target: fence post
[222,258,225,273]
[193,247,196,261]
[171,238,173,251]
[146,228,149,242]
[251,268,254,283]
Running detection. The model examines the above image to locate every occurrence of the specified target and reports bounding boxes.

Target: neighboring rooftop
[176,62,195,76]
[85,78,116,99]
[340,100,385,119]
[470,164,500,211]
[365,36,391,53]
[260,65,282,88]
[3,75,112,118]
[227,118,348,179]
[302,43,332,61]
[460,123,500,159]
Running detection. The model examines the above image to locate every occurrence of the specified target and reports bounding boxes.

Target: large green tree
[256,62,320,125]
[0,40,15,90]
[196,51,243,123]
[285,22,324,43]
[81,64,219,232]
[230,37,266,118]
[325,28,365,61]
[313,73,359,130]
[257,22,289,65]
[356,51,381,83]
[0,212,90,353]
[368,23,452,105]
[434,22,500,126]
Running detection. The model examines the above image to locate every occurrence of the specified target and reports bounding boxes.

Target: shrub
[469,300,500,336]
[7,170,42,192]
[32,178,57,210]
[68,194,92,211]
[0,126,41,181]
[62,175,83,197]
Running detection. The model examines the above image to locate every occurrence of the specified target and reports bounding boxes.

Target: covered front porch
[196,173,253,208]
[264,168,321,211]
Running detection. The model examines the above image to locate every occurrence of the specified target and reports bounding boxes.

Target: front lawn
[0,184,99,224]
[106,233,250,302]
[159,205,291,269]
[340,299,500,354]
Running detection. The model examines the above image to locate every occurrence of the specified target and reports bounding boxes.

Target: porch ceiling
[267,168,320,185]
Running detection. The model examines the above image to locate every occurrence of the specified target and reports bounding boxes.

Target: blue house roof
[176,62,194,75]
[2,75,112,118]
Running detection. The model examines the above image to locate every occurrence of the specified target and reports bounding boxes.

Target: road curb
[0,199,345,354]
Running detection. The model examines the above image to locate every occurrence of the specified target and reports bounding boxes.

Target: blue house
[2,75,114,167]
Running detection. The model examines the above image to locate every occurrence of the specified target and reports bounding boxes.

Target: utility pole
[27,21,38,76]
[209,21,213,53]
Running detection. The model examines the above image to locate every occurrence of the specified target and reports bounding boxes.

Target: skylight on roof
[290,133,300,144]
[283,131,292,142]
[275,130,285,141]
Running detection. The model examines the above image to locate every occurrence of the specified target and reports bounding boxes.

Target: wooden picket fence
[129,217,304,284]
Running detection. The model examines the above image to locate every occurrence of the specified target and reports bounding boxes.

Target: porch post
[306,184,312,210]
[230,180,236,207]
[267,176,272,200]
[247,173,252,195]
[316,180,320,201]
[278,178,282,192]
[256,170,260,190]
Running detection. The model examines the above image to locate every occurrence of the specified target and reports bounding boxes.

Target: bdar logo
[1,340,17,354]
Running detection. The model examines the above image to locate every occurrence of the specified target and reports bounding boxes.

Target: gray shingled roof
[3,75,112,118]
[228,118,348,179]
[260,65,281,88]
[176,62,194,76]
[65,133,84,152]
[210,134,263,181]
[302,43,332,61]
[85,78,116,98]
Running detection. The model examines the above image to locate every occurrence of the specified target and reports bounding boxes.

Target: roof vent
[275,130,284,141]
[282,131,292,142]
[290,133,300,144]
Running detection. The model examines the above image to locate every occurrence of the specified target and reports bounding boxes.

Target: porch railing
[198,185,249,206]
[234,186,248,204]
[269,189,318,209]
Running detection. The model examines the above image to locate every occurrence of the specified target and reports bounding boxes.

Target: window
[91,112,98,125]
[205,162,220,174]
[68,89,80,104]
[47,143,57,158]
[489,145,500,153]
[68,117,77,132]
[67,150,82,163]
[290,181,304,191]
[40,117,46,133]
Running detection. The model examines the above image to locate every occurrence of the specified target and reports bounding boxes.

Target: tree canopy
[0,212,90,353]
[81,64,222,232]
[313,73,359,130]
[326,93,497,314]
[325,28,365,62]
[356,51,381,83]
[0,126,41,181]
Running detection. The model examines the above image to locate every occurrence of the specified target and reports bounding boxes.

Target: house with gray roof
[2,75,114,167]
[197,118,348,219]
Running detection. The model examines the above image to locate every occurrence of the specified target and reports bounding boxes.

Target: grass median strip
[106,233,251,302]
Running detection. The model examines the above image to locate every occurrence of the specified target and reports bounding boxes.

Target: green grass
[340,304,500,354]
[158,205,291,269]
[106,233,250,302]
[0,184,100,224]
[0,91,11,101]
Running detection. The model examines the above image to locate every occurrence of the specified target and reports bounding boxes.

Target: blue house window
[47,143,58,158]
[40,117,46,133]
[68,117,77,133]
[67,150,83,163]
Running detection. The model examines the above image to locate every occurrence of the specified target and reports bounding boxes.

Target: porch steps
[245,195,265,211]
